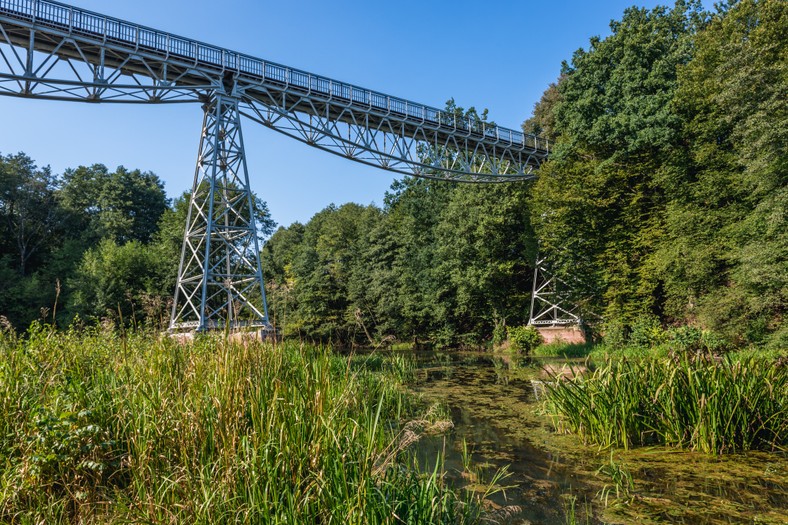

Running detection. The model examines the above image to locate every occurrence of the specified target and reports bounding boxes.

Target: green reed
[544,352,787,454]
[0,323,482,524]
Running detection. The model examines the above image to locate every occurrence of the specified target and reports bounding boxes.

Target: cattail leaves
[545,354,787,454]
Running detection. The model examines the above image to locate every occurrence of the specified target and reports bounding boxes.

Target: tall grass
[544,353,787,454]
[532,342,594,358]
[0,323,482,523]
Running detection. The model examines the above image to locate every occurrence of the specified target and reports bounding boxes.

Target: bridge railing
[0,0,549,154]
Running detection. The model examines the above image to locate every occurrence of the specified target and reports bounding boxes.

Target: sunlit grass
[544,352,787,454]
[0,323,484,523]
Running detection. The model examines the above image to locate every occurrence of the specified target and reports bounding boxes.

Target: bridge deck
[0,0,548,160]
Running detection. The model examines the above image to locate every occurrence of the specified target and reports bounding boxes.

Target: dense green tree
[0,153,60,276]
[0,153,64,326]
[522,77,563,140]
[262,222,305,335]
[59,164,169,245]
[285,203,382,343]
[262,173,539,347]
[657,0,787,346]
[432,183,536,345]
[68,239,172,325]
[381,178,456,344]
[530,1,707,323]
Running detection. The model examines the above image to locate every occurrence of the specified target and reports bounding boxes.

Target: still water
[401,351,787,524]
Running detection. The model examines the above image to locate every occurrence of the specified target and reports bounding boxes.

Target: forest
[0,0,784,349]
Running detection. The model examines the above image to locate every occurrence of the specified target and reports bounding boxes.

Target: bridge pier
[169,91,270,332]
[528,255,586,343]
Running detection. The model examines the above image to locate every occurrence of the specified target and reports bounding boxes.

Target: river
[401,351,787,524]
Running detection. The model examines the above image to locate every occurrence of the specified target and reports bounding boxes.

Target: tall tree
[530,1,707,323]
[59,164,169,245]
[658,0,787,346]
[0,153,60,276]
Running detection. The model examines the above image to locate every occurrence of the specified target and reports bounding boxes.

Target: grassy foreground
[0,324,480,524]
[544,352,787,454]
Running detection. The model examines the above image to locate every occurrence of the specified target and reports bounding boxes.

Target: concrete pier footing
[535,325,587,344]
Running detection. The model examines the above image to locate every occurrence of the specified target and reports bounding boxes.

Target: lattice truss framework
[529,256,582,326]
[239,91,544,182]
[0,0,549,182]
[0,13,211,102]
[171,95,268,331]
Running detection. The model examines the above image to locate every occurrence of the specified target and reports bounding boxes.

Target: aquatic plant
[596,453,634,506]
[544,353,787,454]
[0,324,482,523]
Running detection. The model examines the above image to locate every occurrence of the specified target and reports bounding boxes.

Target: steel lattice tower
[171,92,268,331]
[528,256,581,326]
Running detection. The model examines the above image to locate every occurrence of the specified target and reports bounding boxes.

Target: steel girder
[0,0,548,182]
[239,92,543,183]
[170,94,268,332]
[0,9,213,102]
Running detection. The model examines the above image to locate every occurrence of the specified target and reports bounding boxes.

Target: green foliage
[263,168,537,347]
[0,156,274,330]
[59,164,168,245]
[68,239,172,325]
[492,320,507,347]
[532,341,594,358]
[531,2,706,324]
[666,325,729,354]
[545,353,788,454]
[26,408,121,498]
[0,153,61,276]
[628,315,667,349]
[602,320,629,350]
[506,326,543,354]
[657,0,787,347]
[529,0,785,347]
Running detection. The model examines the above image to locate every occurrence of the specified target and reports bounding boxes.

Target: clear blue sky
[0,0,710,229]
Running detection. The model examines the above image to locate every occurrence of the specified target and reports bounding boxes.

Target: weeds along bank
[544,352,787,454]
[0,324,482,524]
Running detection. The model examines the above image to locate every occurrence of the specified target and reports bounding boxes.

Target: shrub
[492,320,507,347]
[507,326,543,354]
[667,326,730,354]
[602,319,629,349]
[629,315,666,348]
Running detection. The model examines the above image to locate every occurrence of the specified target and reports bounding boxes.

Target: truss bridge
[0,0,571,333]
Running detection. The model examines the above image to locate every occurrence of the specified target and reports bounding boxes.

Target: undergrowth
[0,323,487,524]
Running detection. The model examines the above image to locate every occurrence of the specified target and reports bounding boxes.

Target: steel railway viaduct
[0,0,579,333]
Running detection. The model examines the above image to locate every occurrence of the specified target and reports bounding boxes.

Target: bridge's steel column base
[169,92,270,333]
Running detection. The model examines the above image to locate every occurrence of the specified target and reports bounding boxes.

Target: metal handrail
[0,0,549,153]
